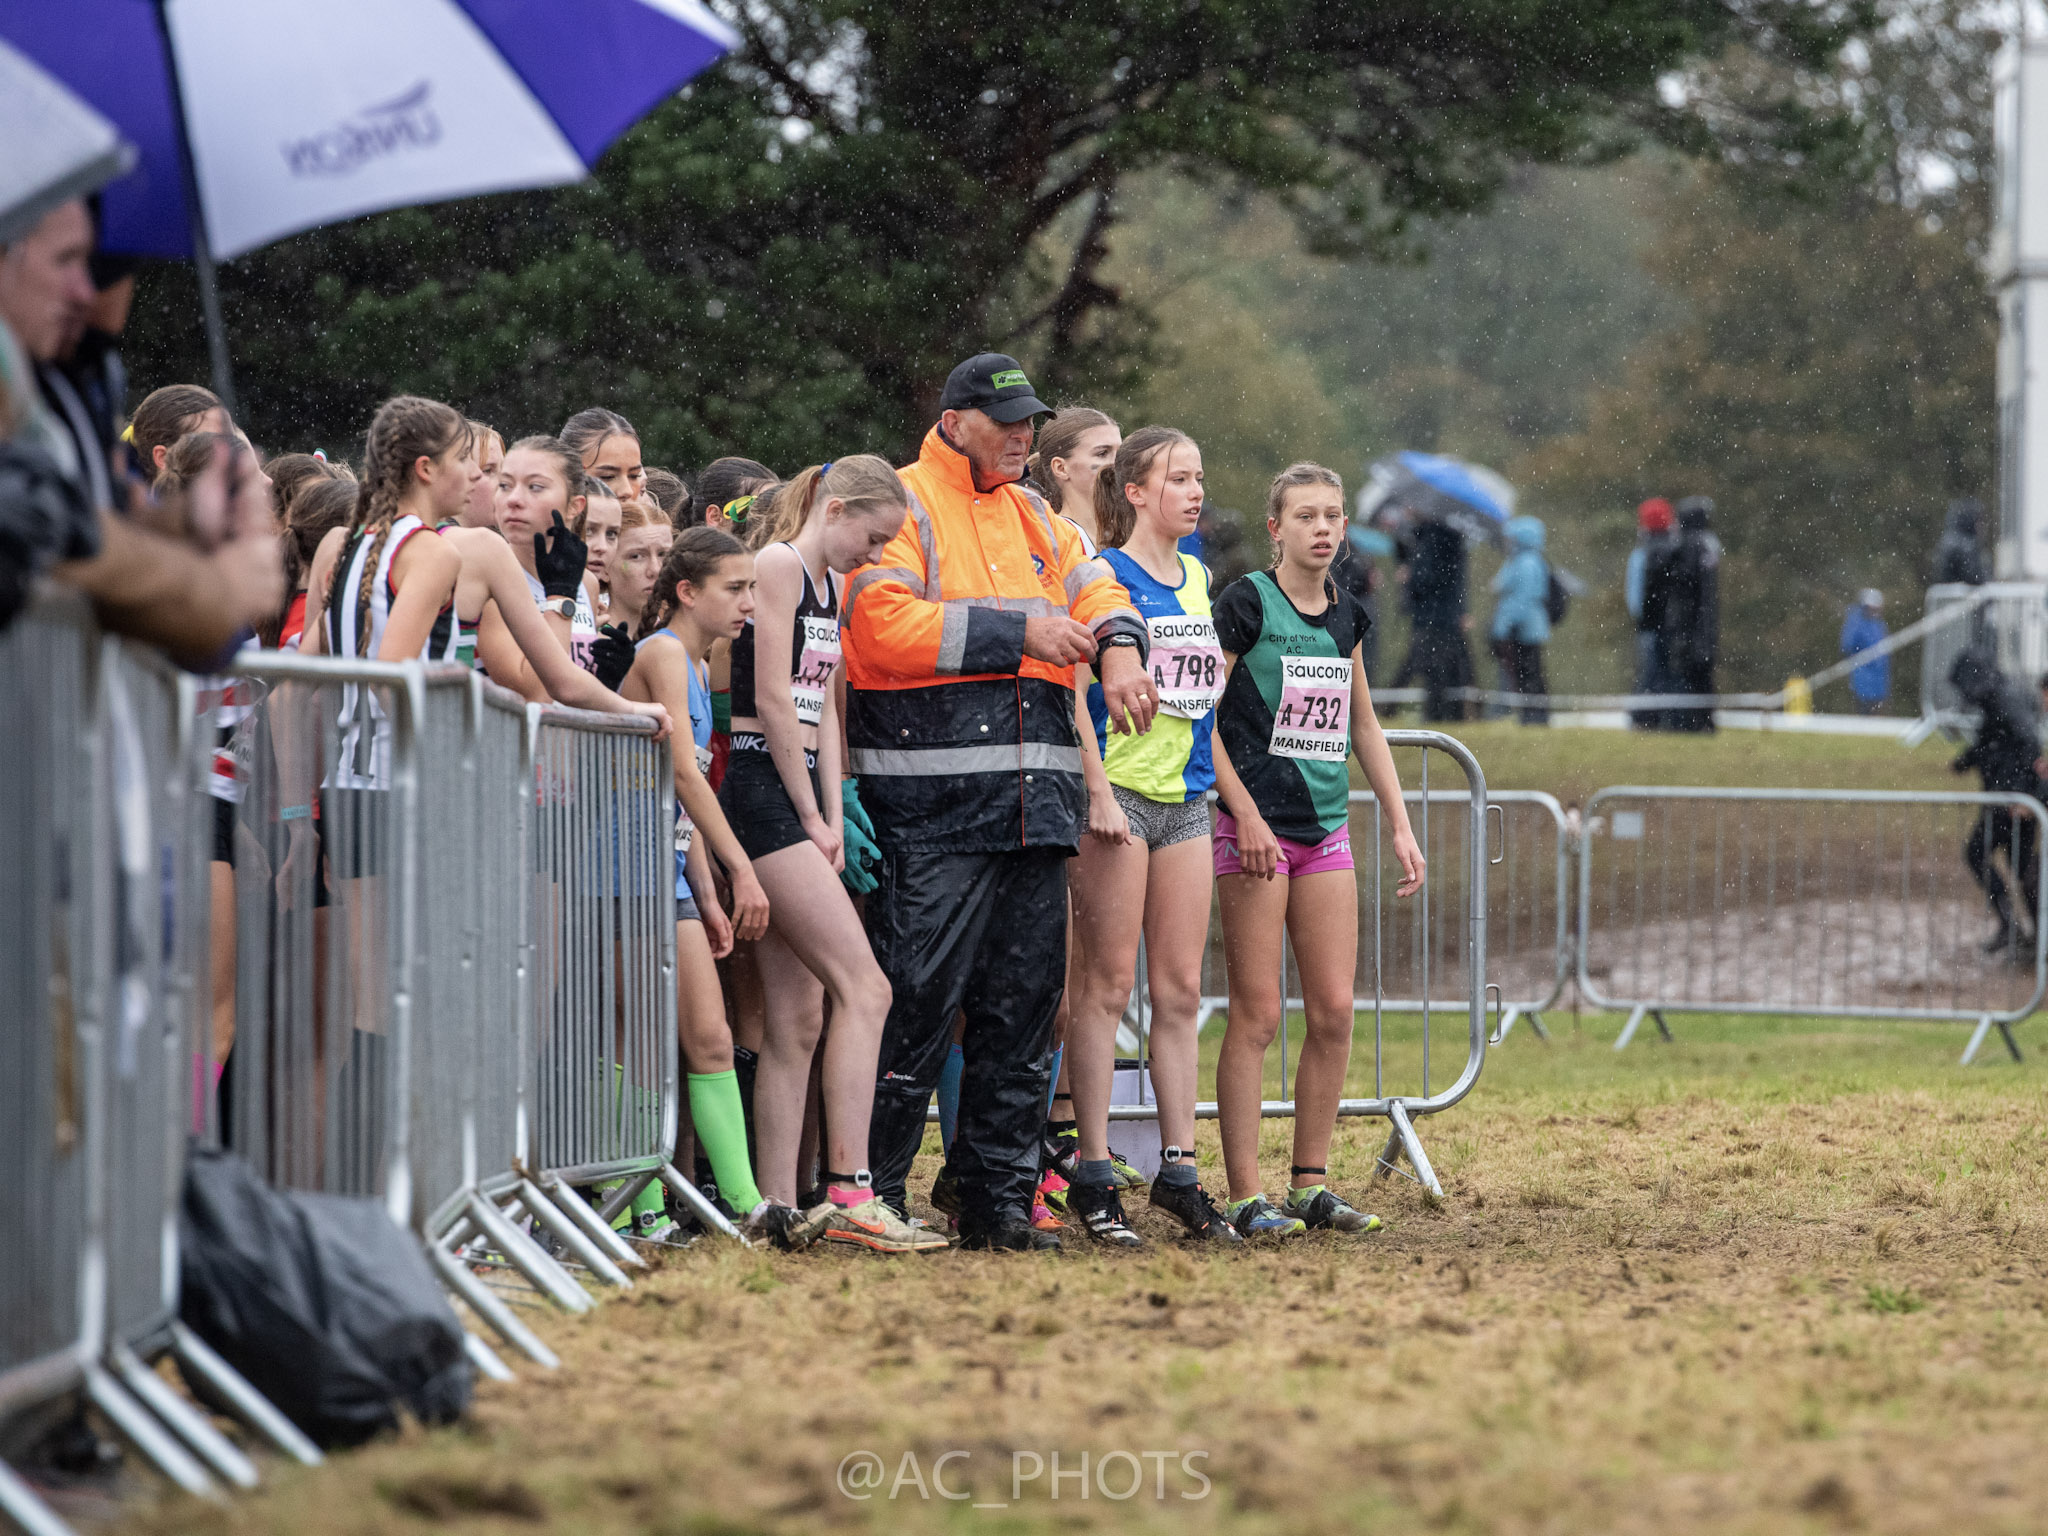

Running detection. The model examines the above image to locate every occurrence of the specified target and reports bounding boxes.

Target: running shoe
[959,1220,1062,1253]
[1226,1194,1307,1238]
[741,1199,805,1251]
[1284,1186,1383,1234]
[1036,1167,1071,1219]
[803,1196,950,1254]
[1065,1181,1143,1247]
[1148,1179,1244,1244]
[1031,1188,1067,1233]
[1109,1151,1149,1191]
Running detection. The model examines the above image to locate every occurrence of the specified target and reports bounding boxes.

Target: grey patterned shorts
[1111,783,1212,851]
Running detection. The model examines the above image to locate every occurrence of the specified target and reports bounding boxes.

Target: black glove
[591,622,636,692]
[532,510,588,599]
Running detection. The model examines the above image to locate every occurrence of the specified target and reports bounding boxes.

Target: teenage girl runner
[722,456,945,1253]
[492,437,607,679]
[1067,427,1239,1245]
[268,475,355,649]
[453,421,503,531]
[591,500,671,690]
[581,480,624,632]
[1211,463,1425,1237]
[625,528,804,1243]
[298,398,468,1051]
[1018,408,1150,1217]
[562,407,648,505]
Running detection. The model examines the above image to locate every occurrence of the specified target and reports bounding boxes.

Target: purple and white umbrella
[0,0,737,401]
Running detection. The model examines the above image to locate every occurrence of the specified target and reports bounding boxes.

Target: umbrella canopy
[1357,450,1517,545]
[0,36,135,245]
[0,0,737,261]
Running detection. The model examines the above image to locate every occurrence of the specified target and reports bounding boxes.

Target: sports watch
[543,597,577,621]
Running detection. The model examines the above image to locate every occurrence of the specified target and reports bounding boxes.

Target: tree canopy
[127,0,1872,469]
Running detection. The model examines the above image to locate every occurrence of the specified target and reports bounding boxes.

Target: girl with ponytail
[719,455,942,1252]
[622,528,789,1243]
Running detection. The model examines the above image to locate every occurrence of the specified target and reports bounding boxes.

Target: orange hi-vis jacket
[842,425,1147,851]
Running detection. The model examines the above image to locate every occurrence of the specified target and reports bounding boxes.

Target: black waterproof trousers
[864,845,1069,1234]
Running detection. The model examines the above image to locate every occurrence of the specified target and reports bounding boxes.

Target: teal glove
[840,776,881,896]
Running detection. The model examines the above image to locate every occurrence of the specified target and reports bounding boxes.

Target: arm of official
[840,505,1032,679]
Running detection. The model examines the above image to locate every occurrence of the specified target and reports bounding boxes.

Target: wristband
[280,804,311,821]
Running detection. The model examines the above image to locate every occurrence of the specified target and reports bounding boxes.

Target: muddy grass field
[100,725,2048,1536]
[113,1010,2048,1536]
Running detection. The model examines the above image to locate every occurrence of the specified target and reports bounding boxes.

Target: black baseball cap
[939,353,1054,424]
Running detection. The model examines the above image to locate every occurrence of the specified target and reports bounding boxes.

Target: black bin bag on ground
[178,1146,473,1447]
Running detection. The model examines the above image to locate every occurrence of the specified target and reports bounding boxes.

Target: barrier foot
[427,1239,559,1370]
[84,1364,220,1500]
[169,1322,322,1468]
[108,1341,258,1491]
[1374,1103,1444,1199]
[463,1331,516,1384]
[465,1191,594,1315]
[658,1162,749,1244]
[532,1171,645,1273]
[516,1178,631,1289]
[1960,1015,2023,1066]
[0,1459,76,1536]
[1614,1006,1673,1050]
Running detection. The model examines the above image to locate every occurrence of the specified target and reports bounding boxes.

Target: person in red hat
[1626,497,1677,730]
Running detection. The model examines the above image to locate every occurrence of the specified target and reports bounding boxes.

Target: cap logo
[990,369,1029,391]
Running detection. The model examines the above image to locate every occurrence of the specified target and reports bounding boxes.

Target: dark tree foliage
[125,0,1870,470]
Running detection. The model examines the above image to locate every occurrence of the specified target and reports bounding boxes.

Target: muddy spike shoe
[1226,1193,1307,1238]
[806,1196,950,1254]
[1284,1185,1383,1233]
[1109,1151,1149,1191]
[960,1220,1063,1253]
[1148,1179,1244,1244]
[1066,1181,1143,1247]
[1042,1122,1080,1184]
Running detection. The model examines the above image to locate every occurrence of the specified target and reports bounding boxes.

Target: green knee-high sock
[688,1070,764,1213]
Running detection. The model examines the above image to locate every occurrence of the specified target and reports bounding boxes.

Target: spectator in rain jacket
[1933,497,1988,588]
[842,352,1150,1248]
[1643,496,1720,733]
[1839,589,1889,715]
[1950,649,2043,956]
[1394,516,1473,721]
[1626,497,1677,729]
[1488,514,1551,725]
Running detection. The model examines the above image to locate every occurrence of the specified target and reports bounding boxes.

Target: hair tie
[820,461,833,476]
[726,494,755,525]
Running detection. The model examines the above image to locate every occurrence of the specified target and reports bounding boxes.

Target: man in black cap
[841,352,1153,1250]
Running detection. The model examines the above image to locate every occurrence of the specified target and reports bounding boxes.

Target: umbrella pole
[151,0,239,421]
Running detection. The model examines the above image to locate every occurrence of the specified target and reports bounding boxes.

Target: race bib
[1147,614,1224,718]
[1268,654,1352,761]
[792,616,841,727]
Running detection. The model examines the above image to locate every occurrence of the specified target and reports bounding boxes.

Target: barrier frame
[1577,784,2048,1064]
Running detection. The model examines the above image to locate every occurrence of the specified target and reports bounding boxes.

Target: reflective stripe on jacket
[842,425,1146,851]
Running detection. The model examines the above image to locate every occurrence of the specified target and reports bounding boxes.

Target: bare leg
[750,921,825,1205]
[675,919,734,1074]
[1216,870,1292,1203]
[1282,870,1359,1185]
[749,840,893,1201]
[1067,834,1150,1164]
[1140,835,1213,1156]
[209,862,235,1066]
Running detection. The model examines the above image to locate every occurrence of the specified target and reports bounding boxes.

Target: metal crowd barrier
[1117,731,1491,1198]
[1,599,316,1536]
[1918,582,2048,735]
[1578,786,2048,1063]
[224,657,714,1376]
[1195,786,1563,1046]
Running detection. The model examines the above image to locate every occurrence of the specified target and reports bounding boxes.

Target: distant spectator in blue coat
[1841,589,1890,714]
[1489,514,1551,725]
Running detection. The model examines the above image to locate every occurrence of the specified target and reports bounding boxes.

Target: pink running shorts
[1212,812,1354,879]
